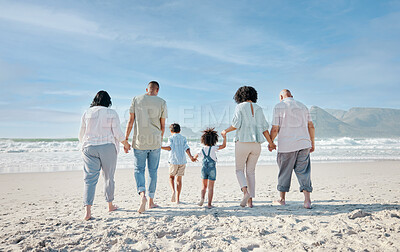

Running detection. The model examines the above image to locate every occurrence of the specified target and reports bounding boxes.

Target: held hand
[310,144,315,153]
[190,157,197,162]
[123,142,131,153]
[268,143,276,152]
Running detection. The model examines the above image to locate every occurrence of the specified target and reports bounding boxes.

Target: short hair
[201,127,219,146]
[169,123,181,133]
[280,89,292,97]
[233,86,258,104]
[90,90,112,107]
[148,81,159,90]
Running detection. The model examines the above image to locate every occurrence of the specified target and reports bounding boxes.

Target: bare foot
[84,213,91,221]
[273,199,286,206]
[84,206,92,220]
[240,193,251,207]
[247,198,253,208]
[198,198,204,206]
[304,201,312,209]
[176,200,180,204]
[149,203,159,209]
[171,191,176,202]
[138,196,147,214]
[206,205,214,209]
[108,204,118,212]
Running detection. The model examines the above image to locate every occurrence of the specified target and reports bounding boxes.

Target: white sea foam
[0,138,399,173]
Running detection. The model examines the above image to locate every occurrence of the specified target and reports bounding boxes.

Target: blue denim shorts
[201,166,216,181]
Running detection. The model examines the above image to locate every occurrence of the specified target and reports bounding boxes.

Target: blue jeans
[133,148,161,199]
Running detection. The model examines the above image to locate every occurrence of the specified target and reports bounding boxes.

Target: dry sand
[1,161,400,251]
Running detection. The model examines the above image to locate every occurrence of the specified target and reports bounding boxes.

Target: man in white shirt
[269,89,315,209]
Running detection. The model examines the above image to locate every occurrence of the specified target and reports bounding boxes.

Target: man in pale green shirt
[125,81,167,213]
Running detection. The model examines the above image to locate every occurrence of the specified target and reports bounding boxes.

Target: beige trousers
[235,142,261,198]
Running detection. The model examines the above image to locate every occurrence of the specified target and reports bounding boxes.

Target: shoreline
[0,159,399,175]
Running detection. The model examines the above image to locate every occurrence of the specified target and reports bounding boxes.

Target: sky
[1,0,400,138]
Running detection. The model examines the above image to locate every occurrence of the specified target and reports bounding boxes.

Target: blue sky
[1,0,400,138]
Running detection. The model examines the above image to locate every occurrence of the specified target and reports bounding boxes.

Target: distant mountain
[324,109,347,120]
[164,126,201,139]
[310,106,359,137]
[167,107,400,139]
[322,107,400,137]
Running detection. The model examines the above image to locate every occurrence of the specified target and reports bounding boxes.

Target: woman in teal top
[222,86,276,208]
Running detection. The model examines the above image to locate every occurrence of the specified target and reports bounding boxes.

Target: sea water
[0,137,400,173]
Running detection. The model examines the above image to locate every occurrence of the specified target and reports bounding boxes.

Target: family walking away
[78,82,315,220]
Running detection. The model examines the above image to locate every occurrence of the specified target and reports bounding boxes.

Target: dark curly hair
[233,86,258,103]
[90,90,112,107]
[169,123,181,133]
[201,127,219,146]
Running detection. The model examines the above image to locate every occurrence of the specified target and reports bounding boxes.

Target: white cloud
[43,90,93,97]
[0,108,81,123]
[0,1,109,38]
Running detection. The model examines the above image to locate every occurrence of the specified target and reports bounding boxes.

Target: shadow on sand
[109,200,400,221]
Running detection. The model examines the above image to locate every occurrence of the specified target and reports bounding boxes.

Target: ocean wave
[1,137,400,173]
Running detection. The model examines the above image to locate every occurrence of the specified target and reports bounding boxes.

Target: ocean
[1,137,400,173]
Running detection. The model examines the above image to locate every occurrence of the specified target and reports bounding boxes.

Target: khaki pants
[235,142,261,198]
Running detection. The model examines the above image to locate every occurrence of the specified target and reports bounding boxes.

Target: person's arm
[268,125,280,152]
[218,134,227,150]
[160,118,166,140]
[161,146,171,151]
[221,126,236,137]
[263,130,276,149]
[270,125,279,142]
[125,112,135,141]
[308,121,315,153]
[78,114,86,143]
[186,148,196,162]
[111,112,131,151]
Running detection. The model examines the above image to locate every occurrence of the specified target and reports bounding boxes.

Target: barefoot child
[162,123,196,204]
[194,128,227,209]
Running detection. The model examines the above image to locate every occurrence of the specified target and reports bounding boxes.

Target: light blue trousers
[133,148,161,199]
[82,143,117,206]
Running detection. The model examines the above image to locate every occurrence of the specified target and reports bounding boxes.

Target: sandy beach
[1,161,400,251]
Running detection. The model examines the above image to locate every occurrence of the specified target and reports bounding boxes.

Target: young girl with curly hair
[194,128,226,208]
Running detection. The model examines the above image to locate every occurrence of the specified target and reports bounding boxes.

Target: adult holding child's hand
[222,86,275,208]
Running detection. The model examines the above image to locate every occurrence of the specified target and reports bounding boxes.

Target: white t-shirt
[197,146,219,162]
[79,106,125,153]
[272,97,312,153]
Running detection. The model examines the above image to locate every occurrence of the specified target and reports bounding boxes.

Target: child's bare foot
[171,191,176,202]
[240,193,251,207]
[108,204,118,212]
[304,201,312,209]
[273,199,286,206]
[176,200,180,204]
[138,196,147,214]
[198,198,204,206]
[149,203,159,209]
[207,205,214,209]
